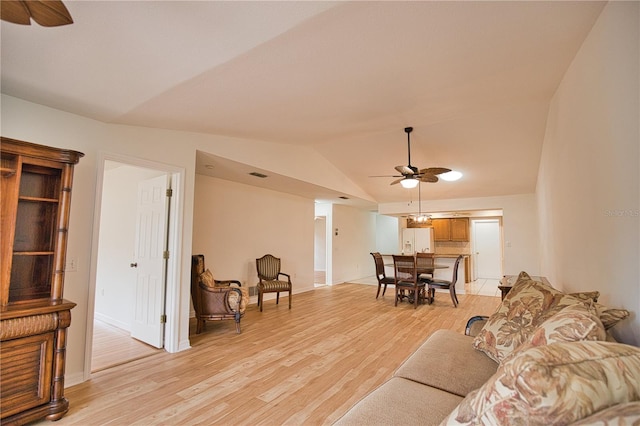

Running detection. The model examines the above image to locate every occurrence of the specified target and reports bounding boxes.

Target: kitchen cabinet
[432,218,469,242]
[1,138,83,425]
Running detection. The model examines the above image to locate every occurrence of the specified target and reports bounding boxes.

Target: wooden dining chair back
[426,255,463,308]
[370,252,395,298]
[415,252,436,281]
[392,255,426,309]
[256,254,292,312]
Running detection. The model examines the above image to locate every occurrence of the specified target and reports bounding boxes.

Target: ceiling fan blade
[419,167,451,176]
[27,0,73,26]
[390,178,405,185]
[419,174,439,183]
[369,175,403,178]
[394,165,413,175]
[1,1,32,24]
[3,0,74,26]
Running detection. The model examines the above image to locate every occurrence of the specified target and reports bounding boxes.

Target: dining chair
[425,255,463,307]
[415,252,436,282]
[392,255,426,309]
[370,252,395,298]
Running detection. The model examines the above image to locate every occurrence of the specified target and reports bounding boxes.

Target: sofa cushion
[394,330,498,397]
[472,272,593,363]
[335,377,463,426]
[443,341,640,425]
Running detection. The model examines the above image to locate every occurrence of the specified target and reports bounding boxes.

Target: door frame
[83,152,184,381]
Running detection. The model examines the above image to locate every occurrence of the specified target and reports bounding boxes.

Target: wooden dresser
[0,138,83,425]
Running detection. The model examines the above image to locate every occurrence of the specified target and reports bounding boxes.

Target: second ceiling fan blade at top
[1,0,73,27]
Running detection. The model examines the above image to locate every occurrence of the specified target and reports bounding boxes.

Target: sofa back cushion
[443,341,640,425]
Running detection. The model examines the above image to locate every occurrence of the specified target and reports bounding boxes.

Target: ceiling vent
[249,172,268,178]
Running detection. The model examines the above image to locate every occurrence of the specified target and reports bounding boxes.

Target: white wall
[94,164,165,330]
[375,214,400,254]
[331,204,378,283]
[379,193,540,275]
[192,175,315,295]
[537,2,639,345]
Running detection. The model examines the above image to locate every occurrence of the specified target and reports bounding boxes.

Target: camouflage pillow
[199,269,215,287]
[227,283,248,314]
[444,341,640,425]
[573,401,640,425]
[472,273,590,363]
[502,301,606,363]
[595,303,630,329]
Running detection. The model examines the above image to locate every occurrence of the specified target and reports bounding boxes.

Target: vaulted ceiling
[1,1,605,205]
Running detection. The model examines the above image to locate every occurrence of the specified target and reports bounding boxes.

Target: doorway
[472,219,503,279]
[85,155,183,379]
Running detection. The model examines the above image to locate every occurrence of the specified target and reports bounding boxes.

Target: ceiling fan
[1,0,73,27]
[373,127,451,188]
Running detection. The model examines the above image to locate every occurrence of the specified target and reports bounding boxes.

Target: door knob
[130,263,138,268]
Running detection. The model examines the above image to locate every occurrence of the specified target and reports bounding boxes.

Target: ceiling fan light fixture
[400,177,419,189]
[440,170,463,181]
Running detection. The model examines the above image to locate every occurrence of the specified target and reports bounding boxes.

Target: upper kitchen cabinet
[432,218,469,242]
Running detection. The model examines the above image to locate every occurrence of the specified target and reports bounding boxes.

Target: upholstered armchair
[191,254,248,334]
[255,254,292,312]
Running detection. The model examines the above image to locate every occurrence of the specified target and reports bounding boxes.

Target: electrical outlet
[66,257,77,272]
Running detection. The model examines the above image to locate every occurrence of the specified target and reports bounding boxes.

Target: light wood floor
[42,283,500,426]
[91,320,162,373]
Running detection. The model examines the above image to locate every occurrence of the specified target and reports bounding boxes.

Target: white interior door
[473,219,502,279]
[131,174,170,348]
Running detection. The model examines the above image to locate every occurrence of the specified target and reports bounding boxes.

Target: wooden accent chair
[370,252,395,298]
[392,255,426,309]
[255,254,292,312]
[190,255,247,334]
[425,255,463,308]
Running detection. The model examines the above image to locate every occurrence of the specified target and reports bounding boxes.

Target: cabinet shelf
[18,196,59,203]
[12,252,55,256]
[1,167,17,177]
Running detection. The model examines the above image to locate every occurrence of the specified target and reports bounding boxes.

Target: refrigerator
[401,228,434,254]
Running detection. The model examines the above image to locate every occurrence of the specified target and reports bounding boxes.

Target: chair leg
[276,292,280,305]
[450,286,458,308]
[259,291,263,312]
[394,287,399,306]
[382,284,387,296]
[289,289,292,309]
[376,283,381,299]
[235,312,241,333]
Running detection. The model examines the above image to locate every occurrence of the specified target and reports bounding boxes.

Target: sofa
[335,272,640,425]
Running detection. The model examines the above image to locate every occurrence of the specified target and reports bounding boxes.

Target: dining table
[382,254,449,304]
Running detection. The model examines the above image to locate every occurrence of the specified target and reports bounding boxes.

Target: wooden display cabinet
[1,137,83,425]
